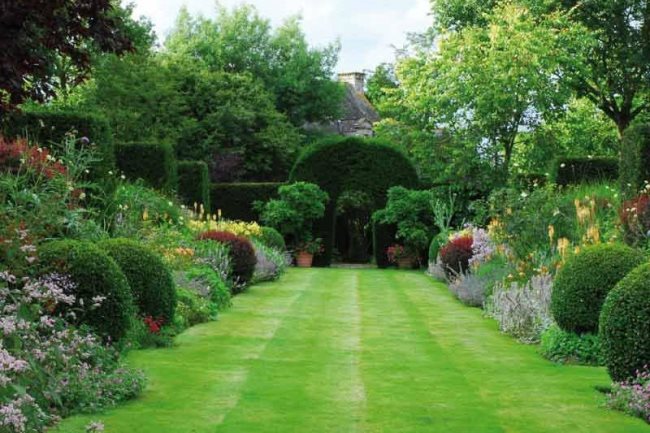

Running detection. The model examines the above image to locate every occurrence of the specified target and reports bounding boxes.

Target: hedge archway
[290,136,419,266]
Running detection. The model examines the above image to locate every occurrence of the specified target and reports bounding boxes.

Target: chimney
[338,72,366,94]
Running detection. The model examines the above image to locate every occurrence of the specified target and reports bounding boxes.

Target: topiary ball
[599,262,650,381]
[439,236,474,279]
[99,239,177,324]
[258,226,286,251]
[198,231,257,288]
[551,244,643,334]
[38,240,134,341]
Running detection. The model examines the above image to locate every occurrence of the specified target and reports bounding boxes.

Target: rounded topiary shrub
[38,240,134,341]
[551,244,643,334]
[259,226,286,251]
[99,239,176,323]
[439,236,473,279]
[198,231,257,288]
[599,263,650,381]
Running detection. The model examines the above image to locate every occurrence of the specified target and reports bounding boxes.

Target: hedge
[554,157,618,186]
[620,123,650,198]
[372,219,397,269]
[115,142,177,192]
[290,136,419,266]
[210,183,282,221]
[178,161,210,209]
[2,109,115,195]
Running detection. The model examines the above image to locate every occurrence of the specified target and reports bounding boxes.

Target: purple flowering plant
[608,367,650,424]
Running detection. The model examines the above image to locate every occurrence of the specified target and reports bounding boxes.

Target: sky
[130,0,432,72]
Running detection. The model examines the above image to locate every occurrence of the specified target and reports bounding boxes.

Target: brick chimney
[338,72,366,94]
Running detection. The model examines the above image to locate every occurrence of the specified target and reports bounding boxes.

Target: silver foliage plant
[252,241,288,282]
[485,274,554,343]
[448,272,489,308]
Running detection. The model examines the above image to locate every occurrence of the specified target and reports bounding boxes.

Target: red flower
[143,316,164,334]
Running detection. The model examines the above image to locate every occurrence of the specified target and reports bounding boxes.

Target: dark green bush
[599,263,650,381]
[38,240,134,341]
[551,244,643,334]
[259,227,286,251]
[210,183,282,221]
[177,161,210,209]
[115,142,177,191]
[620,123,650,199]
[540,324,604,366]
[554,157,618,186]
[99,239,177,323]
[290,136,419,266]
[372,219,397,269]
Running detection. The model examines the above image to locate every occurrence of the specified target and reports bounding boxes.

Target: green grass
[54,269,649,433]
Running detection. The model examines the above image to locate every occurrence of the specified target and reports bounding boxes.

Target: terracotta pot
[296,251,314,268]
[397,256,414,269]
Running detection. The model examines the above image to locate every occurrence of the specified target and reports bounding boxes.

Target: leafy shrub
[486,274,553,343]
[290,136,419,266]
[198,231,257,290]
[554,156,618,186]
[258,226,286,251]
[175,287,217,328]
[620,123,650,199]
[551,243,643,334]
[209,182,282,221]
[191,239,232,284]
[600,263,650,381]
[177,160,210,209]
[184,265,232,311]
[252,240,289,282]
[115,142,177,191]
[38,240,134,341]
[540,324,604,365]
[99,239,177,323]
[439,235,474,279]
[608,368,650,424]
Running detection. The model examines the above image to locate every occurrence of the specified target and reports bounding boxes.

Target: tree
[366,63,398,109]
[0,0,133,116]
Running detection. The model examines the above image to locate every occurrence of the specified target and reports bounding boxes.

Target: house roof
[340,83,380,123]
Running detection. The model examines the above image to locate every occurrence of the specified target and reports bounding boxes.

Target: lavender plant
[252,240,288,283]
[448,272,489,307]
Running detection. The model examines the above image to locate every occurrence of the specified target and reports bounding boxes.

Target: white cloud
[129,0,431,71]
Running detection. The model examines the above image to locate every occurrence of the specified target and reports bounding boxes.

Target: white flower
[108,171,114,175]
[520,192,528,199]
[560,163,566,168]
[120,175,126,180]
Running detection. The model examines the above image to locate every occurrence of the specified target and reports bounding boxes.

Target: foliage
[447,272,489,308]
[0,0,132,114]
[599,263,650,381]
[540,324,604,365]
[252,240,288,282]
[372,220,397,269]
[209,183,282,221]
[38,240,134,342]
[257,182,329,247]
[177,161,210,209]
[115,142,177,192]
[99,239,177,324]
[336,190,375,263]
[258,227,286,252]
[551,243,643,334]
[621,123,650,199]
[198,231,257,290]
[439,235,474,279]
[608,368,650,424]
[183,266,232,312]
[375,187,435,263]
[174,287,217,328]
[486,274,553,343]
[366,63,398,109]
[386,244,408,264]
[290,136,419,265]
[554,157,619,186]
[621,194,650,246]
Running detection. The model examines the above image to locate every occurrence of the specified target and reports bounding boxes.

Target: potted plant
[386,244,415,269]
[256,182,329,268]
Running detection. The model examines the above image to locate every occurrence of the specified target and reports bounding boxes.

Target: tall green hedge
[210,183,282,221]
[115,142,177,192]
[620,123,650,198]
[290,136,419,266]
[178,161,210,209]
[554,156,618,186]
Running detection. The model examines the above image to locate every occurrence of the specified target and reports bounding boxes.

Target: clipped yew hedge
[115,142,177,191]
[178,160,210,209]
[209,182,282,221]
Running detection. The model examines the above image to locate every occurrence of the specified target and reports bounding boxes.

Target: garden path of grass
[54,268,650,433]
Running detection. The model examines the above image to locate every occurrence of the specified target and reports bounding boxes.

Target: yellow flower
[548,224,555,245]
[142,209,149,221]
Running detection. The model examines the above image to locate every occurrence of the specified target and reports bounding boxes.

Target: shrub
[620,194,650,246]
[439,235,474,279]
[252,240,288,282]
[209,182,282,221]
[600,263,650,381]
[258,226,286,251]
[115,142,177,191]
[486,274,553,343]
[554,156,618,186]
[99,239,177,323]
[38,240,134,341]
[448,272,489,308]
[177,160,210,209]
[620,123,650,199]
[290,136,419,266]
[551,243,643,334]
[198,231,257,290]
[540,324,604,365]
[184,265,232,311]
[175,287,217,328]
[608,368,650,424]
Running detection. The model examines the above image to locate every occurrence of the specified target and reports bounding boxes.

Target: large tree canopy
[0,0,133,115]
